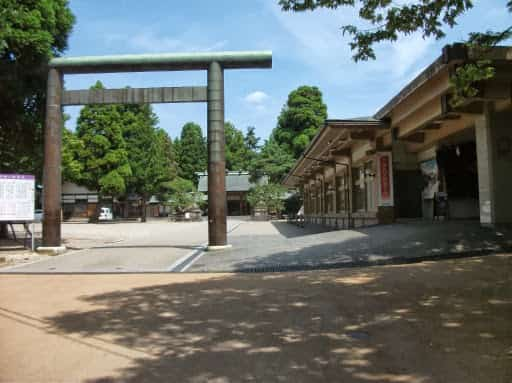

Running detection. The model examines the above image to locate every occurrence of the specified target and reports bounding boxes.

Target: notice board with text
[0,174,35,221]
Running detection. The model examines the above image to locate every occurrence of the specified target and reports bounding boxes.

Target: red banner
[380,155,390,200]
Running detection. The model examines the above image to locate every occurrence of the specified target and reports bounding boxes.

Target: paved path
[2,219,243,272]
[2,219,510,273]
[1,254,510,382]
[189,220,512,271]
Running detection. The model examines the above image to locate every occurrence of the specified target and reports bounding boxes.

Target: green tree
[74,82,132,213]
[247,183,286,216]
[0,0,75,177]
[244,126,260,151]
[243,126,260,170]
[279,0,512,106]
[62,127,84,183]
[176,122,207,184]
[155,128,178,182]
[274,86,328,159]
[165,177,203,215]
[249,136,295,183]
[225,122,249,171]
[118,104,173,221]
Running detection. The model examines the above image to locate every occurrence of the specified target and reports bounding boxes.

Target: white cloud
[245,91,269,104]
[244,91,269,112]
[266,1,435,84]
[386,34,434,78]
[106,30,228,53]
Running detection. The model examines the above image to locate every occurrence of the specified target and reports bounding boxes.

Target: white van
[98,207,113,221]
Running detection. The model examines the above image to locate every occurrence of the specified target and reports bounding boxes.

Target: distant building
[62,182,99,220]
[61,182,167,220]
[197,171,268,216]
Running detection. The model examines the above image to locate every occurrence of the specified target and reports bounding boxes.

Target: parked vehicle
[98,207,113,221]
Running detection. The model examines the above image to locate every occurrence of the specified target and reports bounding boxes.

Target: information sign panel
[0,174,35,221]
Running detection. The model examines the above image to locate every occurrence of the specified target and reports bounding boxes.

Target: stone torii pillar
[41,51,272,252]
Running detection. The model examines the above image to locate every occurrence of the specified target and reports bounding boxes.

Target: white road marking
[168,220,245,272]
[167,243,207,272]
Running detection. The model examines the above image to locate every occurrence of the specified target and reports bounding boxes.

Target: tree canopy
[176,122,207,184]
[225,122,260,171]
[279,1,512,106]
[279,1,511,61]
[249,135,295,184]
[0,0,75,177]
[165,177,203,214]
[63,83,179,219]
[247,183,286,215]
[274,85,328,159]
[71,82,132,197]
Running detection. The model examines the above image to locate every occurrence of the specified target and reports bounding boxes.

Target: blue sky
[63,0,510,141]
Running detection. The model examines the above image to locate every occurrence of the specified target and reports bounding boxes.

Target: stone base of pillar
[207,244,232,252]
[36,246,67,256]
[377,206,395,224]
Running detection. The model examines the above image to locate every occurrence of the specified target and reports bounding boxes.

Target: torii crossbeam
[42,51,272,250]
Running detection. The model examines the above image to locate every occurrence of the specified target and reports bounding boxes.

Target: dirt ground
[0,254,511,383]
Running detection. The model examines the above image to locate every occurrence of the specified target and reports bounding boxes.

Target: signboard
[377,152,394,206]
[0,174,35,221]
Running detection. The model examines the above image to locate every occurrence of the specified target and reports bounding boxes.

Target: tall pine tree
[274,86,327,159]
[74,82,132,210]
[176,122,207,184]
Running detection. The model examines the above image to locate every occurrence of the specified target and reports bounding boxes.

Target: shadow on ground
[224,221,512,272]
[270,221,333,238]
[43,255,512,383]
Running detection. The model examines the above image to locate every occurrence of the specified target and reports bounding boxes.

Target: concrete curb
[207,244,232,252]
[36,246,67,256]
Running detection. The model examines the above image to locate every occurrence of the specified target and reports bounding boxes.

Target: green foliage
[225,122,256,171]
[279,1,512,108]
[244,126,260,151]
[118,103,175,200]
[247,183,286,214]
[165,177,202,214]
[62,127,84,183]
[176,122,207,184]
[450,60,495,107]
[72,82,132,197]
[155,128,178,182]
[63,84,178,213]
[274,86,327,159]
[249,136,295,183]
[0,0,75,177]
[450,26,512,107]
[279,0,474,61]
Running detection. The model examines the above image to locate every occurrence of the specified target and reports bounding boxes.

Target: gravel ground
[1,254,510,382]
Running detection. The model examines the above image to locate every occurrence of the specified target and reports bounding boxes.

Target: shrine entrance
[41,51,272,250]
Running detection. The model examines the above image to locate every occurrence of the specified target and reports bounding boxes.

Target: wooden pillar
[323,175,327,214]
[304,185,308,215]
[207,61,227,247]
[332,162,337,214]
[42,68,63,247]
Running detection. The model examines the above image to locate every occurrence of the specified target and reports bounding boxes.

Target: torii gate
[42,51,272,251]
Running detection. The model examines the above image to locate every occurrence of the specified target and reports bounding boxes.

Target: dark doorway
[437,141,479,219]
[394,170,423,218]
